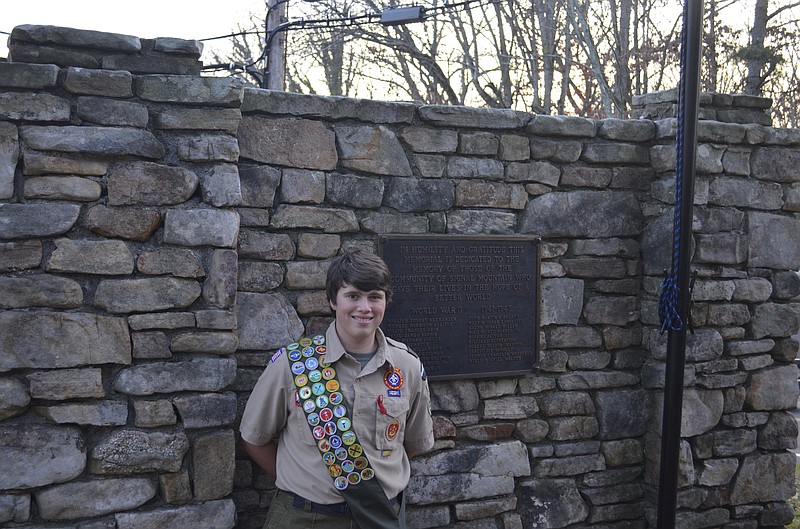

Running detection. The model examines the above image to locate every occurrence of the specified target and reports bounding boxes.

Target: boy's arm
[242,440,279,477]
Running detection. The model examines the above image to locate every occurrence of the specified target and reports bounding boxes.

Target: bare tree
[214,0,800,126]
[737,0,800,95]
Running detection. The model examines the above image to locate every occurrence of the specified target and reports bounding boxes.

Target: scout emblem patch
[384,366,403,398]
[289,335,375,491]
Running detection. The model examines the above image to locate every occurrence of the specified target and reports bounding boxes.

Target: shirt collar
[324,322,395,374]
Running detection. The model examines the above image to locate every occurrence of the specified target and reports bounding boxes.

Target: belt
[288,491,398,518]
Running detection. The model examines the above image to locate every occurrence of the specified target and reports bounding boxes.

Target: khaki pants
[263,490,358,529]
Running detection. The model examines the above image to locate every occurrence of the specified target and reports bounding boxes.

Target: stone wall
[632,90,774,127]
[1,25,241,528]
[2,24,800,529]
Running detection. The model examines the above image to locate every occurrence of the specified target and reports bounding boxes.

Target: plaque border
[378,234,541,381]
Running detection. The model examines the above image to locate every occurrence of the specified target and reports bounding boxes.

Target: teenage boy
[240,248,434,529]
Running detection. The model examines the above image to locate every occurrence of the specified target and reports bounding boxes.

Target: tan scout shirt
[240,322,434,505]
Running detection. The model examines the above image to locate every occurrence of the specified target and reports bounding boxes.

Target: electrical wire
[201,0,498,75]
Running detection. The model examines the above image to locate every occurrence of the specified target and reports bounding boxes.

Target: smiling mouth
[352,315,373,323]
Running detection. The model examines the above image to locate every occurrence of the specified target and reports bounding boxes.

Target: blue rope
[658,0,690,334]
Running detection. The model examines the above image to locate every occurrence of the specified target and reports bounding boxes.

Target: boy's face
[330,282,387,350]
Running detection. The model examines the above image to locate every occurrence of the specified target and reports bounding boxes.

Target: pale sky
[1,0,268,62]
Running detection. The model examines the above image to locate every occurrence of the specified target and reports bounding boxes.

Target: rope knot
[658,274,683,334]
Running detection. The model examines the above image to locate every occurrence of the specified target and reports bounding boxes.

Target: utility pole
[265,0,287,90]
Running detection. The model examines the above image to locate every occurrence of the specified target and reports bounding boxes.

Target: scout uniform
[240,322,434,521]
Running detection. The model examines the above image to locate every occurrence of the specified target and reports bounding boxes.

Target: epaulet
[385,336,417,357]
[385,337,427,380]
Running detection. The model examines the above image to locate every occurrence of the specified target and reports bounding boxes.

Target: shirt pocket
[290,392,318,447]
[375,397,410,450]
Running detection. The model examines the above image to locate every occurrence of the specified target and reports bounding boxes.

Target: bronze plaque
[379,235,540,380]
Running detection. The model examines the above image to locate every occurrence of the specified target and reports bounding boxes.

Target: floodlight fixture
[380,6,426,26]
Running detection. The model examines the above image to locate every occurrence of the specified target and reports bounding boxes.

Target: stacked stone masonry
[1,24,800,529]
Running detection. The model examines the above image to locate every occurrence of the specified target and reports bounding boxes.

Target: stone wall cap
[11,25,142,53]
[632,88,678,106]
[419,104,530,129]
[152,37,204,56]
[730,93,773,109]
[242,88,416,124]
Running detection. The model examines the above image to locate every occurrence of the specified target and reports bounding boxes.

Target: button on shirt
[240,322,435,505]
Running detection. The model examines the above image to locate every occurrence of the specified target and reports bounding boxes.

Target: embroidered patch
[384,367,403,390]
[270,350,284,364]
[386,419,400,441]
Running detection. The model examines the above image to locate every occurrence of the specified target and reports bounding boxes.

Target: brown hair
[325,248,393,304]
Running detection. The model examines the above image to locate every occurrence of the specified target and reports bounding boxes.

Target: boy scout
[240,248,434,529]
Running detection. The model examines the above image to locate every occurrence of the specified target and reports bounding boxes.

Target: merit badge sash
[284,335,405,528]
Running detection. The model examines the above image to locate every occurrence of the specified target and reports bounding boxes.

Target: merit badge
[322,452,336,465]
[348,443,364,458]
[319,408,334,422]
[342,431,356,445]
[318,439,331,452]
[334,476,348,490]
[299,337,313,347]
[386,419,400,441]
[313,426,325,440]
[329,464,342,478]
[361,468,375,480]
[305,357,319,370]
[302,347,315,358]
[288,349,302,362]
[313,335,325,345]
[342,459,355,473]
[333,405,347,418]
[312,382,326,396]
[270,350,284,364]
[354,457,368,470]
[322,367,336,380]
[307,413,320,426]
[294,374,308,387]
[308,370,322,383]
[291,362,305,375]
[324,422,337,436]
[316,395,329,408]
[329,392,343,405]
[287,342,300,351]
[384,367,404,390]
[299,386,312,400]
[337,417,351,431]
[347,472,361,485]
[303,400,316,413]
[326,380,340,392]
[329,435,343,449]
[335,447,348,460]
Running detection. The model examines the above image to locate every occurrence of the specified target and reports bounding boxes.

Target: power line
[202,0,499,85]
